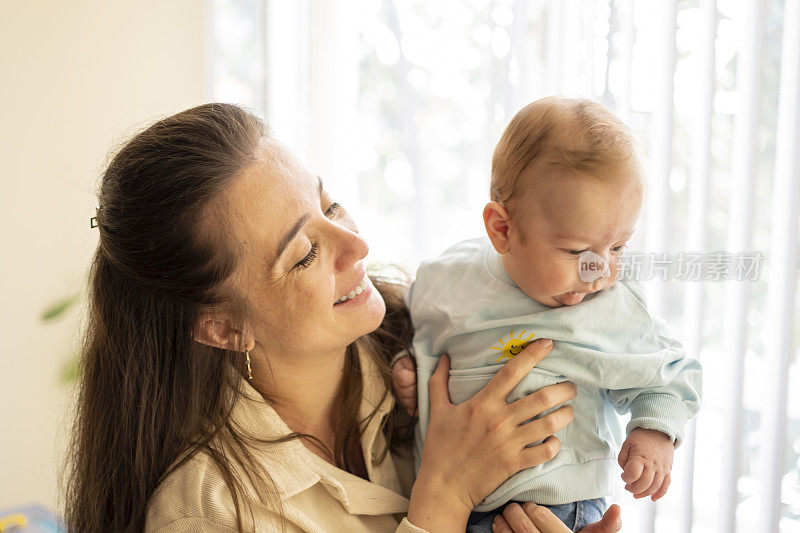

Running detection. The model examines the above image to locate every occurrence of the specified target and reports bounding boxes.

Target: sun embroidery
[491,330,536,363]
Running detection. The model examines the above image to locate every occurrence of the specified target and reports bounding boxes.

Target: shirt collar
[484,238,518,288]
[228,344,406,514]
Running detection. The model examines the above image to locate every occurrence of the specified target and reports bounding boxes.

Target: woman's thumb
[428,354,452,406]
[598,504,621,532]
[579,504,621,533]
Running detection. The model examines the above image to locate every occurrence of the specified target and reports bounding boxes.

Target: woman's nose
[332,225,369,271]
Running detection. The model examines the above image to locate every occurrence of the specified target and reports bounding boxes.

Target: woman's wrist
[406,474,473,533]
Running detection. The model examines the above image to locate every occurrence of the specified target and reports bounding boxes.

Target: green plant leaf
[41,294,80,322]
[61,354,82,384]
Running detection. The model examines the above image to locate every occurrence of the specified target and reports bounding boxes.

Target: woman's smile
[334,273,372,307]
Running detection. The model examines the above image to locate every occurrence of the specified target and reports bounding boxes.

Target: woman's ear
[483,201,512,254]
[193,312,254,352]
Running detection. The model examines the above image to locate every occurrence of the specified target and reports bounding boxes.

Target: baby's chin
[525,292,576,308]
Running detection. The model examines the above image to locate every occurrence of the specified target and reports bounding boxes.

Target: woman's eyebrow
[273,176,324,263]
[275,214,310,262]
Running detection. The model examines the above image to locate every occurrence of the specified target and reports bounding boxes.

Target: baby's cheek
[544,263,575,289]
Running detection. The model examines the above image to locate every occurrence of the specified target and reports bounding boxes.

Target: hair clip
[90,206,102,228]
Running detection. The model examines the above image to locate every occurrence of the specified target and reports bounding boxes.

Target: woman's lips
[333,273,371,306]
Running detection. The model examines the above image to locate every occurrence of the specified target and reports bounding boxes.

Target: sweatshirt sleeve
[604,282,702,447]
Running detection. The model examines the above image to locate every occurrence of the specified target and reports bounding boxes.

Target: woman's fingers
[577,504,622,533]
[491,515,515,533]
[522,502,572,532]
[477,338,554,401]
[428,354,452,406]
[502,503,545,532]
[518,405,573,448]
[511,381,577,423]
[416,342,568,515]
[520,436,561,468]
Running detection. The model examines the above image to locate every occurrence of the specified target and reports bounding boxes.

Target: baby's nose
[578,250,611,282]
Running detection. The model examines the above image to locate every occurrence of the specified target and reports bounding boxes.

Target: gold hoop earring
[244,349,253,381]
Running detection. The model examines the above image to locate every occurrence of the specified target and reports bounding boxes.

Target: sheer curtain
[210,1,800,531]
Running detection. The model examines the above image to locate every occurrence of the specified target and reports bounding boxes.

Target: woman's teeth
[336,275,370,304]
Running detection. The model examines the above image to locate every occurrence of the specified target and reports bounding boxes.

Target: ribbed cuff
[398,517,432,533]
[475,457,616,511]
[627,393,689,447]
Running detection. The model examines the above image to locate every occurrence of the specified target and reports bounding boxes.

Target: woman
[64,103,620,533]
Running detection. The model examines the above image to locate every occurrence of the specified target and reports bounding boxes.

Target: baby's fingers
[651,473,671,501]
[635,471,665,500]
[617,440,631,469]
[621,456,643,484]
[393,353,415,370]
[391,359,418,415]
[626,464,655,495]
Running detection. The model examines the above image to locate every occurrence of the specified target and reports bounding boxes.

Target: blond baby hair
[490,96,638,212]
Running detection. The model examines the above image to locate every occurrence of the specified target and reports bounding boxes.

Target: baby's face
[502,167,642,308]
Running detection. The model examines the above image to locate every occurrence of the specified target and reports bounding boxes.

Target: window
[210,1,800,530]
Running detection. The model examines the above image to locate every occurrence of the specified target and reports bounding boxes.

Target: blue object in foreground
[0,505,64,533]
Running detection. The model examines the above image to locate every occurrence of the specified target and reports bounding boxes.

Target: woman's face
[220,138,385,366]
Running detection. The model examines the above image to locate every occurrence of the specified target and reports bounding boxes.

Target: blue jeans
[466,498,607,532]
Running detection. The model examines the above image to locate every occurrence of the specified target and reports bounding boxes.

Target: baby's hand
[618,428,674,501]
[391,353,418,416]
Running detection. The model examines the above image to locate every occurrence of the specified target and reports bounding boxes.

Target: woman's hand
[492,503,622,533]
[407,338,577,532]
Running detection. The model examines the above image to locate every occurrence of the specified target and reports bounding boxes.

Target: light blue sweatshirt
[408,238,702,511]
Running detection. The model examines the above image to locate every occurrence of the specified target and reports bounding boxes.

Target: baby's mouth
[559,290,593,305]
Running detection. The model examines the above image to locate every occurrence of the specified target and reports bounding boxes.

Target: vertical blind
[210,0,800,530]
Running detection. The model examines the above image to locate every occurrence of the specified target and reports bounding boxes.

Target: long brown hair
[64,103,414,532]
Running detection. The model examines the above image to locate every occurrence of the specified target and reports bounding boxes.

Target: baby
[398,96,702,532]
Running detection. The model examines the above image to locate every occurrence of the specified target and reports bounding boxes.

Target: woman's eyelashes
[293,201,341,270]
[294,242,319,270]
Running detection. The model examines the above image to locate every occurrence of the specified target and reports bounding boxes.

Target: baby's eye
[611,243,628,254]
[324,202,341,217]
[566,249,588,256]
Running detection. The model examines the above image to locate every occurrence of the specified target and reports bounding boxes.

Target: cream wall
[0,0,208,512]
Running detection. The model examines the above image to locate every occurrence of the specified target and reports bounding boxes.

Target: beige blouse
[145,349,429,533]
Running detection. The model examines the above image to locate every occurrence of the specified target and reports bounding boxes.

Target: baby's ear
[483,201,512,254]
